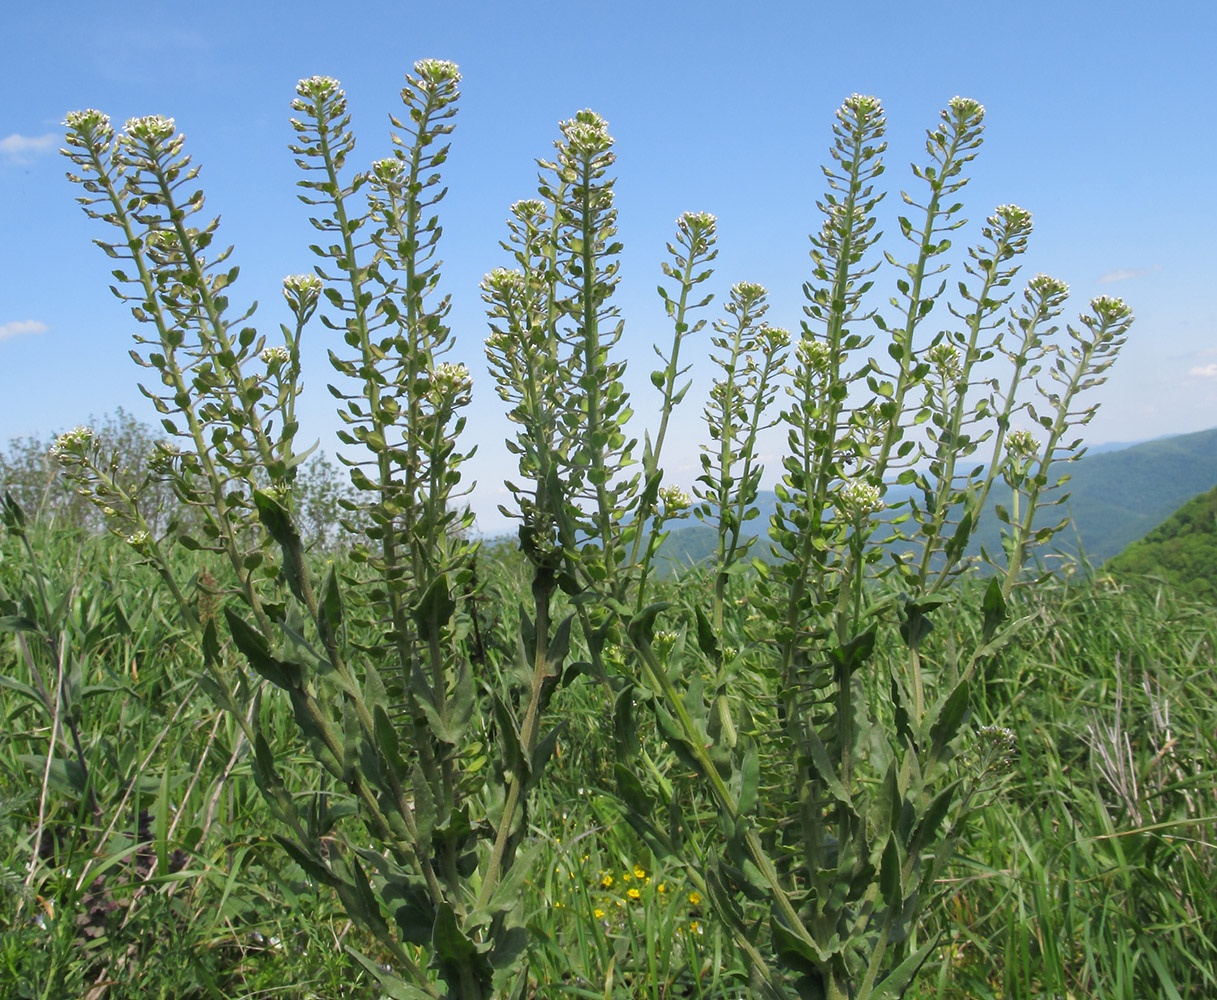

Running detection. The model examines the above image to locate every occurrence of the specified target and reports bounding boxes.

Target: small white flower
[63,109,111,134]
[126,530,149,548]
[1090,295,1133,323]
[796,337,831,374]
[948,95,986,119]
[1005,429,1039,459]
[296,75,342,99]
[428,362,472,403]
[123,115,176,143]
[261,346,290,366]
[927,342,961,380]
[992,204,1033,231]
[658,485,692,513]
[560,110,612,154]
[840,479,884,515]
[761,325,791,351]
[414,59,461,84]
[1028,273,1070,299]
[677,211,717,240]
[844,94,883,116]
[481,268,525,296]
[49,426,95,460]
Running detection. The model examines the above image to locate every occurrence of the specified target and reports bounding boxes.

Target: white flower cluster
[291,76,345,118]
[653,630,681,657]
[283,273,321,296]
[761,326,791,351]
[992,204,1033,233]
[560,110,613,155]
[796,337,831,374]
[844,94,882,116]
[511,199,546,222]
[677,211,717,240]
[1028,273,1070,299]
[123,115,176,143]
[1090,295,1133,323]
[126,530,149,548]
[295,75,342,101]
[1005,429,1039,459]
[414,59,461,84]
[371,157,403,184]
[261,346,290,366]
[658,485,692,513]
[841,479,884,515]
[282,274,321,315]
[49,426,95,460]
[976,724,1017,772]
[63,109,112,135]
[927,342,962,380]
[731,282,767,304]
[948,95,986,119]
[428,362,472,403]
[481,268,525,296]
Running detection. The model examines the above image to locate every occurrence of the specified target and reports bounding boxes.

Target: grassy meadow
[2,515,1214,999]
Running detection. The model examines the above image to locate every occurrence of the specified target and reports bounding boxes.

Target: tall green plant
[483,94,1131,999]
[62,63,571,1000]
[61,67,1132,999]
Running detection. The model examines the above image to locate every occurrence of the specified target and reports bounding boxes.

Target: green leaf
[319,562,343,649]
[0,614,42,635]
[526,721,565,792]
[433,902,492,991]
[879,835,903,909]
[345,947,436,1000]
[928,679,970,766]
[770,914,825,976]
[694,604,719,659]
[224,608,302,691]
[253,488,308,602]
[613,684,639,759]
[872,937,940,999]
[412,575,455,632]
[17,754,86,796]
[737,742,760,817]
[981,576,1007,641]
[907,782,956,861]
[628,602,671,646]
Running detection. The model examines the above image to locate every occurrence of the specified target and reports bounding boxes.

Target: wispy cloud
[1188,363,1217,378]
[0,133,58,165]
[0,320,49,342]
[1099,265,1162,283]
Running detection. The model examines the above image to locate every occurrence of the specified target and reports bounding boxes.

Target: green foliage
[43,60,1154,1000]
[1106,483,1217,601]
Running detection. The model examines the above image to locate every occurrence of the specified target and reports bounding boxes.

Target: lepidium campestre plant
[482,94,1132,999]
[63,62,572,1000]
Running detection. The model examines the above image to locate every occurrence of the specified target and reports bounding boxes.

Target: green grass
[3,521,1216,997]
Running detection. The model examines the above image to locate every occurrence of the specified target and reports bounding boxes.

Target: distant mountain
[655,427,1217,573]
[1105,484,1217,601]
[1055,426,1217,563]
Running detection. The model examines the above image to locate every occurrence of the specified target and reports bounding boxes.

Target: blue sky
[3,1,1214,532]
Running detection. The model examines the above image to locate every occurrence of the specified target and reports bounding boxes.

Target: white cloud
[1188,363,1217,378]
[1099,265,1162,283]
[0,132,58,164]
[0,320,49,341]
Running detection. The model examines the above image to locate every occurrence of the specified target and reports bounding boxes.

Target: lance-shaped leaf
[225,607,302,691]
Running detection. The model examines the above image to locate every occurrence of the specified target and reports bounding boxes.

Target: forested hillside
[657,426,1217,572]
[1106,484,1217,600]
